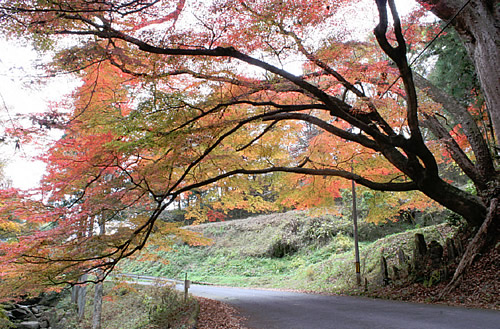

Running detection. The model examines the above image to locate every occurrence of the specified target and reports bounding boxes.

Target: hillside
[4,211,495,329]
[120,210,499,310]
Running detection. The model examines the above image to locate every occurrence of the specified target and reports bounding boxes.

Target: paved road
[183,284,500,329]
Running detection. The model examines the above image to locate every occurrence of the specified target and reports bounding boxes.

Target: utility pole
[352,166,361,286]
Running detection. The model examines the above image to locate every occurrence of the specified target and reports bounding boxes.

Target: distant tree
[426,28,480,106]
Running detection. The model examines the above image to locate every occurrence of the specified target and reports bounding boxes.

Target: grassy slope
[120,211,455,294]
[52,282,198,329]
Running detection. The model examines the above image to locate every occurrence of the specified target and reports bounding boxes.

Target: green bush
[145,284,198,329]
[332,233,353,253]
[267,235,298,258]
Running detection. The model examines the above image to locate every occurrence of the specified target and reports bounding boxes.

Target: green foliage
[331,233,353,253]
[122,211,455,293]
[202,225,227,237]
[339,189,369,220]
[301,216,351,243]
[0,306,15,329]
[426,27,481,106]
[145,285,198,329]
[52,282,198,329]
[444,210,466,228]
[423,270,442,288]
[267,235,298,258]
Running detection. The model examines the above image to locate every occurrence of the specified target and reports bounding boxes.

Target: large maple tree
[0,0,498,298]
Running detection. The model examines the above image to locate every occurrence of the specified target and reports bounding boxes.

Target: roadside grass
[55,281,198,329]
[119,211,456,294]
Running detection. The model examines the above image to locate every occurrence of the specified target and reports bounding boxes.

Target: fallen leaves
[196,297,248,329]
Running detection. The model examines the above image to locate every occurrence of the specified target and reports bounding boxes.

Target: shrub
[267,235,298,258]
[145,284,198,329]
[332,233,354,253]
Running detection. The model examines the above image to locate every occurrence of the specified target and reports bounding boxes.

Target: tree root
[439,198,498,299]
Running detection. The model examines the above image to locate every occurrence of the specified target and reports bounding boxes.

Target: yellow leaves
[364,191,401,224]
[110,281,139,295]
[0,220,21,233]
[364,190,442,224]
[148,220,212,247]
[184,205,207,225]
[128,219,211,267]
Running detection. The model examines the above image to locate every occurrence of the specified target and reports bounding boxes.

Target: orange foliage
[0,0,487,300]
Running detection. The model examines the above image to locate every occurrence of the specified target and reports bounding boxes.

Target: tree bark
[92,281,103,329]
[92,217,106,329]
[423,113,482,187]
[76,275,88,319]
[414,73,495,185]
[418,176,486,226]
[439,197,498,298]
[417,0,500,148]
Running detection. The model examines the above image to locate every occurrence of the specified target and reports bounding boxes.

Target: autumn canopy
[0,0,498,299]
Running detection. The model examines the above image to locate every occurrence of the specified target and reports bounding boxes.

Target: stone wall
[2,293,60,329]
[380,233,464,287]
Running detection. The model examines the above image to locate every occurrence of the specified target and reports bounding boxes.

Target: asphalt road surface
[184,284,500,329]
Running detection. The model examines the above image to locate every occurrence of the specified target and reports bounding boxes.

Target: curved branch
[262,112,380,150]
[374,0,439,177]
[55,18,396,143]
[237,120,279,152]
[270,19,398,138]
[414,72,495,181]
[422,113,483,187]
[108,56,303,95]
[375,0,416,134]
[171,166,417,195]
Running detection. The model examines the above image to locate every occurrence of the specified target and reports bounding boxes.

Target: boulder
[11,307,32,320]
[38,292,61,307]
[39,318,50,328]
[2,303,16,311]
[30,306,41,317]
[16,321,40,329]
[414,233,427,258]
[445,238,457,263]
[392,265,400,281]
[380,255,390,285]
[412,233,428,278]
[428,240,443,269]
[397,248,407,266]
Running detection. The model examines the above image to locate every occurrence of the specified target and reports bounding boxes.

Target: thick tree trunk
[418,0,500,148]
[419,176,486,226]
[92,280,103,329]
[76,275,88,319]
[92,218,106,329]
[439,197,498,297]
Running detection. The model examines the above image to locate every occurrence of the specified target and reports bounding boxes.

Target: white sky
[0,39,75,189]
[0,0,419,190]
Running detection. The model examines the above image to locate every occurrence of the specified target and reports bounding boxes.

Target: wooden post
[184,272,190,303]
[352,165,361,286]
